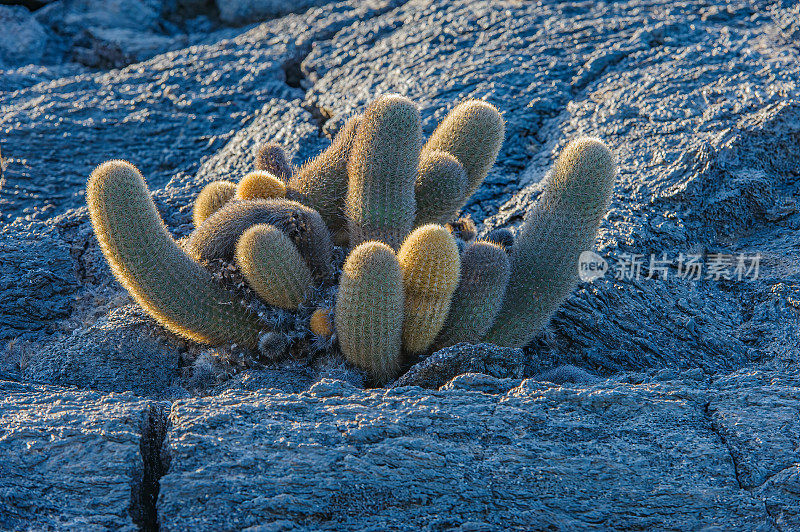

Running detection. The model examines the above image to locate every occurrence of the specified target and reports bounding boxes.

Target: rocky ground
[1,0,799,530]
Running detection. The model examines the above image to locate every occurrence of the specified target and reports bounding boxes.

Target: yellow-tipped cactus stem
[414,150,468,227]
[193,180,236,227]
[309,308,334,338]
[433,241,510,349]
[423,100,504,205]
[289,114,362,245]
[256,143,293,182]
[335,242,404,385]
[484,137,616,348]
[236,171,287,200]
[235,224,313,310]
[397,224,460,354]
[87,160,265,349]
[186,198,333,281]
[346,95,422,250]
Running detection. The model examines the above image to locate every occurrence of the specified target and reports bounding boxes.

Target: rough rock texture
[23,305,182,397]
[0,5,49,66]
[217,0,338,25]
[1,0,799,529]
[391,343,526,390]
[0,380,164,531]
[158,376,777,530]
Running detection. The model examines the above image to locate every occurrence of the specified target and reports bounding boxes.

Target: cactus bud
[193,180,236,227]
[414,150,468,227]
[236,171,286,201]
[235,224,314,310]
[256,143,293,182]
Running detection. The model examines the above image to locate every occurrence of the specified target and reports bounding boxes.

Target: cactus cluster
[87,94,615,386]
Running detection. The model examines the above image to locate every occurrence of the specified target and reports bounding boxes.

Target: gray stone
[69,27,188,69]
[0,5,49,66]
[216,0,338,26]
[34,0,163,34]
[706,367,800,530]
[391,343,526,390]
[23,305,182,397]
[0,219,79,343]
[158,378,768,530]
[0,380,162,531]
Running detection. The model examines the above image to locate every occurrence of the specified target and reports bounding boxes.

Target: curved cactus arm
[484,137,616,348]
[87,160,266,349]
[186,198,333,282]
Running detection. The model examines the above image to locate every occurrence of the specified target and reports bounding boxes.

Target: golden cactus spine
[484,137,616,348]
[87,160,265,349]
[236,171,286,201]
[414,150,468,227]
[288,114,362,245]
[346,95,422,250]
[335,242,404,385]
[397,224,460,354]
[193,180,236,226]
[423,100,504,206]
[235,224,313,310]
[433,241,510,349]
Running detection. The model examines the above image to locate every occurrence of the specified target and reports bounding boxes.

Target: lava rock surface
[1,0,799,529]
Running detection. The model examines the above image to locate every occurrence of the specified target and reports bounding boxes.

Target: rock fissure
[131,404,171,532]
[703,400,745,491]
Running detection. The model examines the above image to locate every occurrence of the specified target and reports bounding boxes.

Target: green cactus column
[433,240,510,349]
[346,95,422,250]
[484,137,616,348]
[87,160,265,349]
[288,114,362,245]
[414,150,468,227]
[335,241,404,385]
[423,100,504,207]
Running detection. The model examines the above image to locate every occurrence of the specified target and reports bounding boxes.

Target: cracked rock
[157,379,768,530]
[0,380,158,530]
